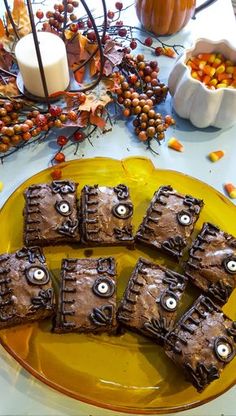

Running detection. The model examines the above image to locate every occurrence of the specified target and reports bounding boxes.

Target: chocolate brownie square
[80,184,134,246]
[117,258,188,344]
[185,222,236,305]
[164,295,236,392]
[53,257,117,334]
[135,185,204,259]
[0,247,55,329]
[23,180,80,246]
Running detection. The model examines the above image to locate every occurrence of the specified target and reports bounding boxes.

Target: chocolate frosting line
[60,259,77,330]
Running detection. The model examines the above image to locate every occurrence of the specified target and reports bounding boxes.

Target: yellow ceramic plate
[0,157,236,414]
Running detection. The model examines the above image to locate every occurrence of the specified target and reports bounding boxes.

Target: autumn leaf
[89,112,106,129]
[0,0,31,52]
[104,40,124,66]
[0,49,14,71]
[63,110,89,128]
[66,32,92,67]
[0,20,5,38]
[0,78,19,97]
[79,85,112,114]
[7,0,31,38]
[101,75,121,93]
[74,66,85,83]
[90,51,100,77]
[90,40,124,78]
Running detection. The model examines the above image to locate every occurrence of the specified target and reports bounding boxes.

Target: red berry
[54,152,65,163]
[150,60,158,69]
[144,37,153,47]
[77,20,85,29]
[115,2,123,10]
[107,10,115,19]
[57,135,68,146]
[130,40,137,50]
[73,130,85,142]
[36,9,44,19]
[46,11,54,18]
[118,28,127,37]
[49,105,62,117]
[102,34,110,43]
[155,47,163,56]
[51,168,62,180]
[116,20,123,26]
[70,23,79,32]
[87,31,96,42]
[128,74,138,84]
[35,114,47,127]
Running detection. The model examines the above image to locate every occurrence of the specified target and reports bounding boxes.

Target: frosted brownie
[23,180,80,246]
[135,185,203,259]
[165,295,236,392]
[185,222,236,305]
[0,246,55,329]
[80,184,134,246]
[117,258,188,344]
[53,257,117,334]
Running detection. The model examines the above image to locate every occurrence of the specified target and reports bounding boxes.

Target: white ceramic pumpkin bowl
[168,38,236,129]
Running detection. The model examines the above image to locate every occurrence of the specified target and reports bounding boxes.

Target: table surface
[0,1,236,415]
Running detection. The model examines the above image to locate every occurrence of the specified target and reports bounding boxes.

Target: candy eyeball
[160,291,178,311]
[98,281,109,294]
[214,336,235,362]
[112,203,133,219]
[223,257,236,274]
[217,343,230,358]
[165,296,177,310]
[55,200,71,216]
[93,277,115,298]
[26,265,50,285]
[177,211,192,226]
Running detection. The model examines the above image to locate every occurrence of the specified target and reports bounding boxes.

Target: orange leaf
[79,90,112,114]
[0,79,19,97]
[90,112,106,129]
[0,19,5,38]
[10,0,31,37]
[90,51,100,77]
[74,66,85,83]
[63,110,89,128]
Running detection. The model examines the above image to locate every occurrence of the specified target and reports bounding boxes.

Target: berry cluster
[115,54,173,143]
[37,0,80,31]
[133,111,174,143]
[0,97,86,154]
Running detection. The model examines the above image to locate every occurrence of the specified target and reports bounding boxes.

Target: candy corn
[186,52,236,90]
[168,137,184,152]
[0,181,3,192]
[208,150,225,162]
[224,183,236,199]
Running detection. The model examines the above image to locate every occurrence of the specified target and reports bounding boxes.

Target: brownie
[0,246,55,329]
[117,258,188,344]
[185,222,236,305]
[53,257,117,334]
[164,295,236,392]
[80,184,134,246]
[23,180,80,246]
[135,185,204,259]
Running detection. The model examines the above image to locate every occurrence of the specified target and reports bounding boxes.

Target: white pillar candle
[15,32,70,97]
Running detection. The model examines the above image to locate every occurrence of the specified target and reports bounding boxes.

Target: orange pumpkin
[135,0,208,36]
